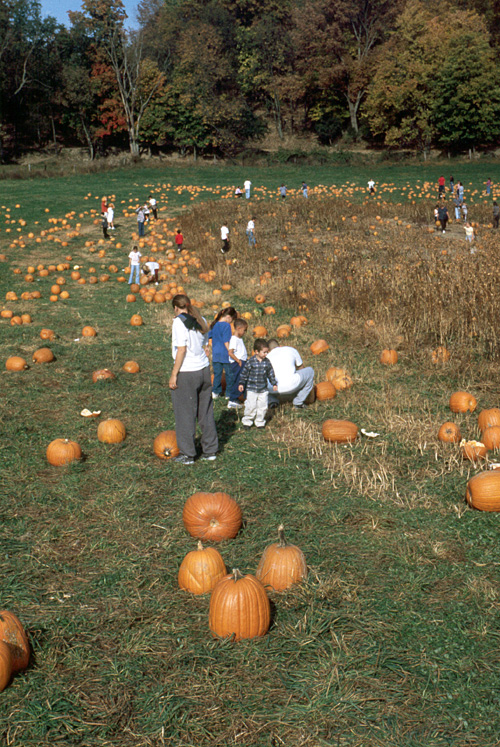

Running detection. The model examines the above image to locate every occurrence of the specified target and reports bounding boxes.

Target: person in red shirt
[175,229,184,253]
[101,196,107,214]
[438,175,446,198]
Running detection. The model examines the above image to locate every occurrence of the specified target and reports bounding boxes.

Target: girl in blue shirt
[209,307,237,399]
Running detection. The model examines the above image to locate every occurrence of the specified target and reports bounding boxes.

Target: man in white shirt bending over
[267,339,314,409]
[143,258,160,284]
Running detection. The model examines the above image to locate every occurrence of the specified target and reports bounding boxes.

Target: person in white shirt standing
[267,339,315,409]
[221,224,230,253]
[106,203,115,229]
[246,217,256,247]
[149,195,158,220]
[169,294,218,464]
[244,179,251,199]
[128,246,142,285]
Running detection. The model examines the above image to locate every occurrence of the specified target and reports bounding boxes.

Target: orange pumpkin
[153,430,180,460]
[431,346,450,364]
[252,325,268,337]
[310,339,329,355]
[97,419,126,444]
[437,422,461,443]
[315,381,337,401]
[182,492,242,542]
[122,360,140,373]
[209,569,271,641]
[256,525,307,591]
[82,325,97,337]
[5,356,28,371]
[32,347,54,364]
[325,367,353,391]
[178,541,227,594]
[0,641,12,692]
[460,439,487,461]
[380,349,398,365]
[449,391,477,413]
[92,368,115,383]
[0,611,29,674]
[322,419,358,443]
[130,314,143,326]
[482,426,500,451]
[466,471,500,511]
[40,328,55,340]
[46,438,82,466]
[478,408,500,432]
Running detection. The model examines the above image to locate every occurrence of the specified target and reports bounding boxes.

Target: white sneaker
[228,401,243,409]
[212,393,220,400]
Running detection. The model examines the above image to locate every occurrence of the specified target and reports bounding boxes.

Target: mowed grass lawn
[1,161,500,747]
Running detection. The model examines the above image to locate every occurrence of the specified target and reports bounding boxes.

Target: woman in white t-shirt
[128,246,141,285]
[169,294,218,464]
[106,203,114,229]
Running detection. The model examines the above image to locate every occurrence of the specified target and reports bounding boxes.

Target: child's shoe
[212,392,220,400]
[228,401,242,409]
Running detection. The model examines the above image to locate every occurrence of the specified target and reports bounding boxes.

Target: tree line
[2,0,500,160]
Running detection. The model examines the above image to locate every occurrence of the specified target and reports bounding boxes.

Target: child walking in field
[238,339,278,429]
[464,222,475,251]
[210,307,238,400]
[175,229,184,252]
[227,318,248,409]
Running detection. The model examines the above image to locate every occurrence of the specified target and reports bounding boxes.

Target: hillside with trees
[2,0,500,160]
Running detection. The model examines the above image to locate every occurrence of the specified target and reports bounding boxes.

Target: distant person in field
[453,193,461,221]
[175,229,184,253]
[461,202,468,223]
[235,186,242,198]
[486,178,492,196]
[301,181,308,198]
[143,258,160,284]
[106,202,114,230]
[128,245,142,284]
[367,179,375,194]
[458,181,464,202]
[438,175,445,197]
[437,203,449,234]
[464,222,474,246]
[433,204,439,229]
[246,217,256,247]
[221,224,230,254]
[493,201,500,229]
[244,179,251,199]
[136,205,145,237]
[101,211,109,239]
[101,196,107,214]
[280,184,287,199]
[149,195,158,220]
[449,175,454,194]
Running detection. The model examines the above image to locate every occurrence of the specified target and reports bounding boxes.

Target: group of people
[168,295,315,465]
[234,181,309,200]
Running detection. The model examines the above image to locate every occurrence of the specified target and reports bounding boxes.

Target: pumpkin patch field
[2,163,500,746]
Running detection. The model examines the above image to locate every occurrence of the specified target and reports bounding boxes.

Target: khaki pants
[242,391,268,427]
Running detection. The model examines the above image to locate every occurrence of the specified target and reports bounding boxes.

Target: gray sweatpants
[171,367,218,458]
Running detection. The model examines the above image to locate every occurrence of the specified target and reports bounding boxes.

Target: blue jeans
[138,220,145,237]
[212,361,234,396]
[245,189,250,199]
[129,265,140,284]
[228,360,246,401]
[246,229,255,247]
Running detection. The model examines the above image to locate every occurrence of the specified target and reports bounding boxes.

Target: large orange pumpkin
[46,438,82,466]
[437,422,461,443]
[481,426,500,451]
[97,419,126,444]
[182,492,242,542]
[178,541,227,594]
[310,339,329,355]
[322,419,358,443]
[0,641,12,692]
[5,356,28,371]
[466,471,500,511]
[153,430,180,460]
[256,525,307,591]
[32,347,54,364]
[478,408,500,432]
[380,349,398,365]
[209,569,271,640]
[0,611,30,674]
[449,391,477,413]
[315,381,337,401]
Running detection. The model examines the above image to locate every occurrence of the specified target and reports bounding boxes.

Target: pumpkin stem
[197,540,204,551]
[232,568,244,582]
[277,524,287,547]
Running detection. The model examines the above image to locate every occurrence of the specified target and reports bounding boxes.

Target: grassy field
[1,162,500,747]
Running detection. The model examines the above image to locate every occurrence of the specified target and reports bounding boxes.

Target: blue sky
[40,0,139,28]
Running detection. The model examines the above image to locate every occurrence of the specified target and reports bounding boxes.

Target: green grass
[1,163,500,746]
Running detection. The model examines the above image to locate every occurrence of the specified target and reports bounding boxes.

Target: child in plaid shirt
[238,339,277,428]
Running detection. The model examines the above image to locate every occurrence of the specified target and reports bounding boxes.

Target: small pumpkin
[0,611,30,673]
[325,367,353,391]
[130,314,143,326]
[46,438,82,466]
[97,419,126,444]
[32,347,54,364]
[252,325,268,337]
[122,360,140,373]
[182,492,242,542]
[460,439,487,461]
[153,430,180,460]
[209,569,271,641]
[481,426,500,451]
[478,408,500,432]
[432,346,450,364]
[466,471,500,511]
[0,641,12,692]
[82,325,97,337]
[256,525,307,591]
[380,349,398,365]
[449,391,477,413]
[310,339,329,355]
[40,328,55,340]
[437,422,461,443]
[5,356,28,371]
[178,541,227,594]
[322,419,358,443]
[315,381,337,401]
[92,368,115,383]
